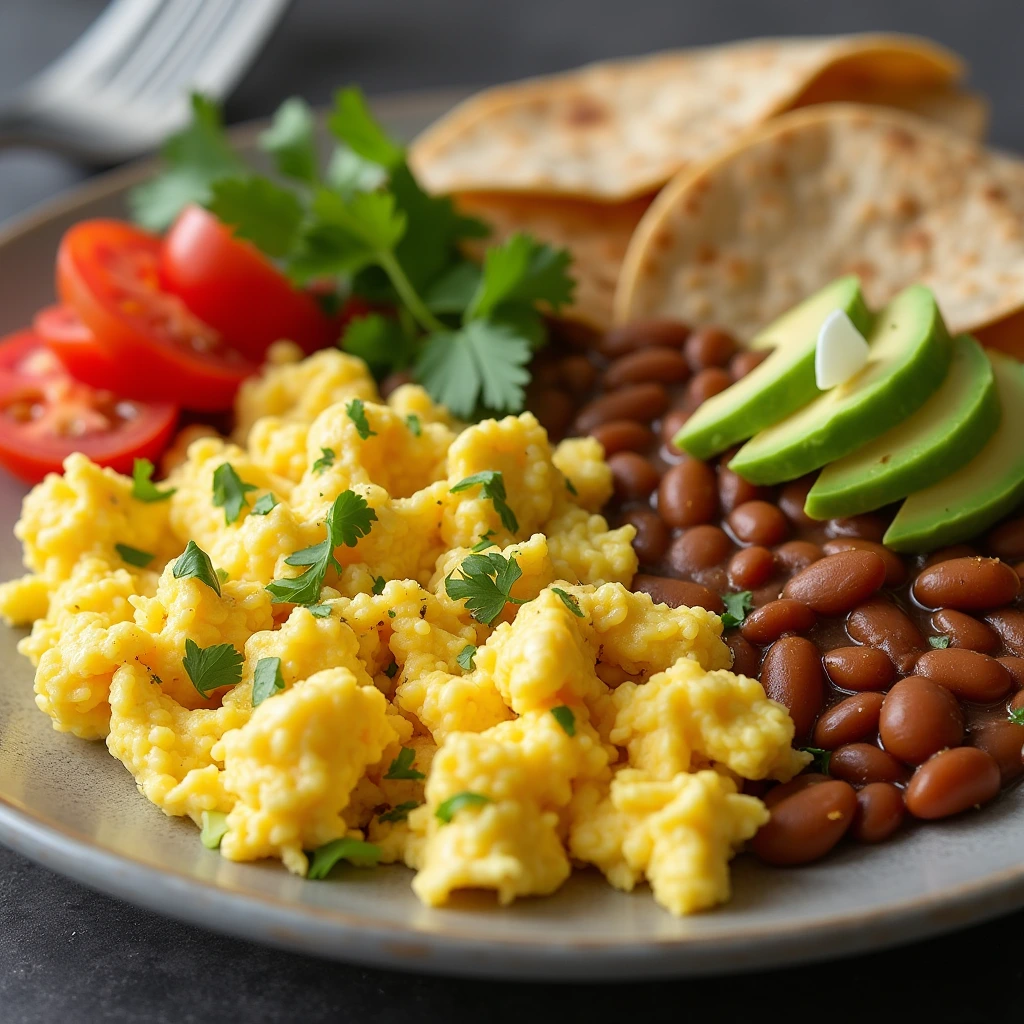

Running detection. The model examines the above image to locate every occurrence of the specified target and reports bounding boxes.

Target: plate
[0,91,1021,982]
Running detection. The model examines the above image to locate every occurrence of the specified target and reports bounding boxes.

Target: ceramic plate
[0,92,1022,981]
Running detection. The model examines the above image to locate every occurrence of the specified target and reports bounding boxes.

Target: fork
[0,0,291,162]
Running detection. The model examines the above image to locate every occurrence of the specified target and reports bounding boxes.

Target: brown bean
[600,319,690,358]
[726,633,761,677]
[878,676,964,765]
[778,476,817,529]
[604,348,690,390]
[728,500,788,547]
[847,598,927,674]
[922,544,979,568]
[717,467,762,515]
[760,636,824,739]
[589,420,656,456]
[1012,690,1024,713]
[970,720,1024,783]
[686,367,732,407]
[557,354,597,397]
[914,648,1013,703]
[660,409,691,448]
[851,783,906,844]
[983,609,1024,657]
[813,692,885,750]
[573,383,670,433]
[763,773,830,809]
[774,540,824,574]
[825,515,888,544]
[905,747,1001,819]
[623,509,670,566]
[632,574,723,614]
[830,743,910,785]
[1016,561,1024,580]
[657,458,718,528]
[608,452,660,501]
[530,387,575,438]
[741,600,816,646]
[684,326,737,371]
[668,525,733,575]
[912,556,1020,611]
[751,780,857,866]
[782,550,886,616]
[728,546,775,590]
[985,516,1024,562]
[996,656,1024,690]
[822,538,907,588]
[729,349,769,381]
[823,646,895,692]
[930,609,998,653]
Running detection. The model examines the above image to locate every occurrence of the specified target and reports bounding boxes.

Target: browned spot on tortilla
[563,94,610,127]
[766,157,788,180]
[885,127,918,152]
[651,227,676,253]
[984,184,1009,204]
[694,242,718,265]
[902,228,933,252]
[892,194,921,219]
[845,259,877,282]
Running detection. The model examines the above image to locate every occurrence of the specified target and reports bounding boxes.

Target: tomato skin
[33,304,126,382]
[0,328,178,483]
[158,205,335,359]
[57,219,253,411]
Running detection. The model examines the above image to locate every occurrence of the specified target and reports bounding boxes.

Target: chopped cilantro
[115,543,153,568]
[212,463,257,525]
[799,747,832,775]
[563,473,578,496]
[450,471,518,534]
[252,656,285,707]
[307,837,381,879]
[199,810,229,850]
[551,705,576,736]
[384,747,424,780]
[131,458,176,502]
[384,661,399,679]
[457,644,477,671]
[182,638,243,697]
[471,531,497,552]
[207,176,304,258]
[466,232,574,320]
[252,492,278,515]
[378,801,419,824]
[928,635,951,649]
[720,591,754,630]
[172,541,221,595]
[308,604,332,618]
[445,551,525,625]
[372,575,386,595]
[216,568,230,584]
[346,398,377,439]
[1009,708,1024,726]
[312,447,336,475]
[552,588,584,618]
[259,96,318,184]
[435,791,493,824]
[405,413,422,437]
[387,609,396,619]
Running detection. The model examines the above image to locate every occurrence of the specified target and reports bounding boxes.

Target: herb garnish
[200,810,229,850]
[552,588,584,618]
[470,530,497,552]
[450,471,518,533]
[720,591,754,630]
[405,413,422,437]
[312,447,336,475]
[384,747,425,780]
[172,540,222,595]
[251,492,278,515]
[799,747,832,774]
[928,635,951,649]
[115,543,154,568]
[212,463,257,524]
[551,706,576,736]
[346,398,377,439]
[378,801,419,824]
[307,837,381,879]
[445,551,525,625]
[131,458,176,502]
[457,644,477,671]
[1009,708,1024,726]
[183,638,243,697]
[435,791,493,824]
[252,656,285,707]
[308,604,332,618]
[372,575,386,595]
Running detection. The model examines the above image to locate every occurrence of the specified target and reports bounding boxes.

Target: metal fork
[0,0,291,162]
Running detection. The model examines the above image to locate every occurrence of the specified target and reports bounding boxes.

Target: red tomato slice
[57,219,254,411]
[33,304,126,381]
[159,205,335,359]
[0,328,178,483]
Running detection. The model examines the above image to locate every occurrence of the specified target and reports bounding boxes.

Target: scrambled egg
[0,342,809,917]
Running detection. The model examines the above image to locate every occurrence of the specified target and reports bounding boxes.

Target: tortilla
[613,104,1024,342]
[411,34,968,202]
[455,192,652,329]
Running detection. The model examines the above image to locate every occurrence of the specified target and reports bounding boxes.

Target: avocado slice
[805,336,999,519]
[729,285,952,485]
[674,276,870,460]
[885,351,1024,552]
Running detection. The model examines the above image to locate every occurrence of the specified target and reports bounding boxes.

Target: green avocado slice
[674,276,870,460]
[885,351,1024,552]
[805,336,999,519]
[729,285,952,485]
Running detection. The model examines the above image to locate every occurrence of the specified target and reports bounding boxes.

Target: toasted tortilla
[455,192,652,329]
[614,104,1024,341]
[411,34,968,202]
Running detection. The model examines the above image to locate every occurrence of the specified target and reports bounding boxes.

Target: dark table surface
[1,2,1023,1021]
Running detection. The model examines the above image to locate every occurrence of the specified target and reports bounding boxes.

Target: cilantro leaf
[385,747,425,780]
[129,94,244,231]
[424,261,482,313]
[445,551,524,625]
[115,543,154,568]
[313,187,407,256]
[435,791,492,824]
[799,747,832,775]
[405,413,422,437]
[307,837,381,879]
[312,448,335,475]
[259,97,318,184]
[327,87,405,171]
[551,706,576,736]
[372,575,386,595]
[928,635,951,649]
[308,604,333,618]
[131,458,176,502]
[471,531,496,552]
[252,493,278,516]
[216,568,230,584]
[384,661,399,678]
[457,644,477,671]
[466,233,575,321]
[552,588,584,618]
[450,471,519,534]
[325,147,388,197]
[200,810,229,850]
[378,801,419,824]
[1008,707,1024,726]
[172,541,221,595]
[327,489,378,547]
[252,656,285,707]
[212,463,257,525]
[563,473,578,496]
[182,638,243,697]
[346,398,377,439]
[207,176,305,259]
[340,314,415,375]
[720,591,754,630]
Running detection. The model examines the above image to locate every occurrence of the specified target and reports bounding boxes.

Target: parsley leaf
[308,604,333,618]
[325,147,388,196]
[457,644,477,671]
[385,747,425,780]
[252,656,285,707]
[552,588,584,618]
[328,489,378,546]
[206,176,305,259]
[252,492,278,515]
[563,473,578,496]
[445,551,525,625]
[307,837,381,879]
[259,97,318,184]
[183,638,243,697]
[378,801,419,824]
[720,591,754,630]
[435,792,492,824]
[340,314,415,376]
[466,233,575,321]
[327,87,405,171]
[212,463,257,525]
[131,458,176,502]
[928,635,951,649]
[115,543,153,568]
[450,471,519,534]
[471,531,497,552]
[1009,708,1024,726]
[200,810,229,850]
[799,747,832,774]
[372,575,386,595]
[384,660,399,678]
[172,541,221,595]
[405,413,422,437]
[312,448,336,475]
[551,706,576,736]
[346,398,377,439]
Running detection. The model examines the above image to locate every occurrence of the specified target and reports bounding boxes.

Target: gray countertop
[1,2,1022,1020]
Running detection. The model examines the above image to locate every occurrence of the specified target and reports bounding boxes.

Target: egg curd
[0,341,809,917]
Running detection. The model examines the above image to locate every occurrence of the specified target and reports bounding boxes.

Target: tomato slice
[158,205,335,360]
[33,304,127,381]
[0,328,178,483]
[57,219,254,411]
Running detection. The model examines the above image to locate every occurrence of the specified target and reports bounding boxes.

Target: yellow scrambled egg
[0,342,809,916]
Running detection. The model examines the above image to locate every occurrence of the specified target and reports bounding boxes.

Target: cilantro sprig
[384,747,425,781]
[252,656,285,707]
[307,837,381,879]
[131,458,176,502]
[450,471,518,534]
[799,747,832,775]
[378,801,419,824]
[435,792,493,824]
[1009,708,1024,726]
[115,543,154,568]
[720,591,754,630]
[172,541,222,595]
[928,635,951,649]
[212,463,257,525]
[445,551,525,625]
[551,706,576,736]
[346,398,377,439]
[183,638,243,698]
